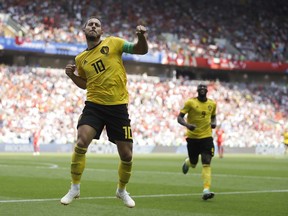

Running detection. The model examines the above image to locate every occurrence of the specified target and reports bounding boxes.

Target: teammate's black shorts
[77,101,133,144]
[186,137,214,157]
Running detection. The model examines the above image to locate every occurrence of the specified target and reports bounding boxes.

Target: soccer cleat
[182,159,189,174]
[60,189,80,205]
[202,189,215,201]
[116,189,135,208]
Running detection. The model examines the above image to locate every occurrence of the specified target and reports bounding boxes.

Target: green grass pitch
[0,153,287,216]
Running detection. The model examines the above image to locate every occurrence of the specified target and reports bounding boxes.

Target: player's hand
[65,64,76,78]
[186,124,196,131]
[136,25,147,35]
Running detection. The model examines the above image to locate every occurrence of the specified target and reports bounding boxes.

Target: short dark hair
[82,16,101,29]
[197,84,207,91]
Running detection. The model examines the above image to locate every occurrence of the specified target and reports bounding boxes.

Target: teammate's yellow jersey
[284,131,288,145]
[75,36,128,105]
[180,97,216,139]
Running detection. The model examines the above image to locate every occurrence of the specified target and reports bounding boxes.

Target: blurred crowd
[0,64,287,147]
[0,0,287,147]
[0,0,287,62]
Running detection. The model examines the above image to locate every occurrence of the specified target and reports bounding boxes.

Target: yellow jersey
[180,97,216,139]
[283,131,288,145]
[75,36,129,105]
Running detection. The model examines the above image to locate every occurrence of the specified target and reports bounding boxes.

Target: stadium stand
[0,65,287,148]
[0,0,287,152]
[0,0,287,62]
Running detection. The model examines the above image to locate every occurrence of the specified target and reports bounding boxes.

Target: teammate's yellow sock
[202,165,211,190]
[117,160,132,190]
[71,145,87,184]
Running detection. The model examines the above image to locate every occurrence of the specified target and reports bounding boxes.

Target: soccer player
[177,84,217,201]
[215,126,224,158]
[283,128,288,155]
[30,129,41,156]
[60,16,148,208]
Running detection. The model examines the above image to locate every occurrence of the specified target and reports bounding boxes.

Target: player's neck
[197,96,207,102]
[87,39,102,50]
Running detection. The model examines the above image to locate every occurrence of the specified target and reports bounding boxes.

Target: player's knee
[120,151,132,162]
[116,141,133,162]
[118,148,132,162]
[76,139,89,148]
[76,134,92,148]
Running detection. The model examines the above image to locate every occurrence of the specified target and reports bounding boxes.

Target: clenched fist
[65,64,76,78]
[136,25,147,35]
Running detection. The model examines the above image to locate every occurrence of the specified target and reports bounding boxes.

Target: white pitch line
[0,189,287,203]
[0,163,59,169]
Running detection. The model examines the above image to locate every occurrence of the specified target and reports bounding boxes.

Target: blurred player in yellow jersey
[177,84,217,201]
[60,16,148,208]
[283,128,288,155]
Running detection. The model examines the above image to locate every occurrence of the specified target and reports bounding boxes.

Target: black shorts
[77,101,133,144]
[186,137,214,157]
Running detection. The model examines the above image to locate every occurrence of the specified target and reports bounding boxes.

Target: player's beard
[85,34,99,42]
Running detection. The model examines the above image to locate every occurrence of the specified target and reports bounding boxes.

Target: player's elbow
[177,116,183,124]
[133,43,148,55]
[141,47,148,55]
[134,48,148,55]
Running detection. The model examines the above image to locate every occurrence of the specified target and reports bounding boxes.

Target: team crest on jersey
[208,105,212,111]
[101,46,109,55]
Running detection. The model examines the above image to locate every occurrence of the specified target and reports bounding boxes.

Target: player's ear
[100,28,104,35]
[82,21,87,32]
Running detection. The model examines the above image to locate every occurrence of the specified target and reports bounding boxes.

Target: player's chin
[86,34,98,41]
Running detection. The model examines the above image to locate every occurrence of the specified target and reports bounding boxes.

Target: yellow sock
[118,160,132,190]
[202,165,211,190]
[71,145,87,184]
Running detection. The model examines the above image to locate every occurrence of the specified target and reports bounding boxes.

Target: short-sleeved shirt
[75,36,128,105]
[284,132,288,145]
[180,97,216,139]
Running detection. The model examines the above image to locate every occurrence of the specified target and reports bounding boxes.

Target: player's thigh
[105,105,133,144]
[186,138,200,164]
[201,137,214,164]
[77,125,97,148]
